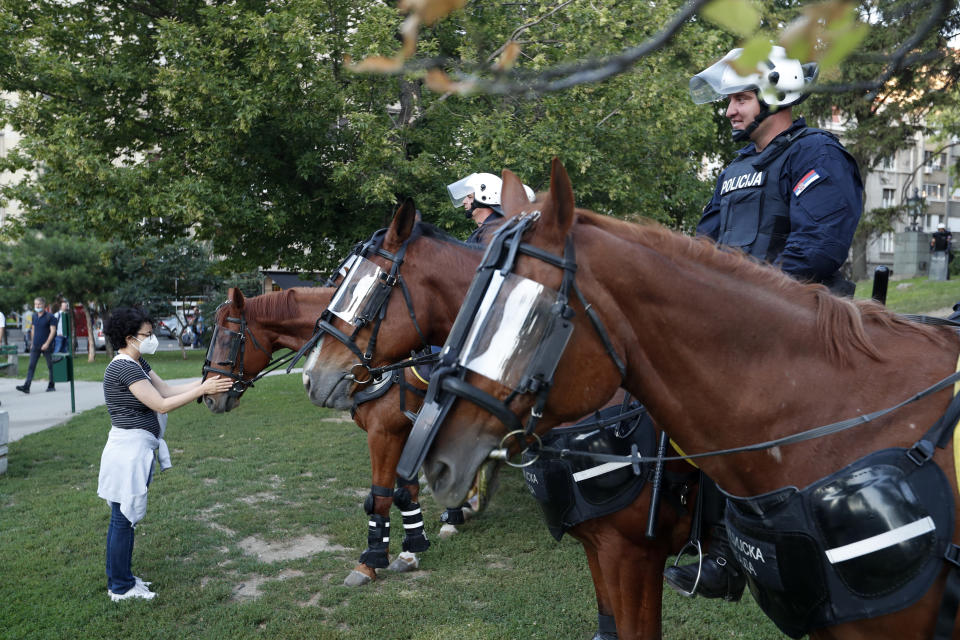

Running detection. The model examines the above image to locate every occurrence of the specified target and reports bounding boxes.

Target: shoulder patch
[793,170,820,197]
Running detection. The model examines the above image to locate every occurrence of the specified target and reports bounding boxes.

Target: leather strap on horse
[544,368,960,467]
[936,545,960,639]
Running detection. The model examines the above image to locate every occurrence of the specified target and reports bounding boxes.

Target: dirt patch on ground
[231,568,305,601]
[238,491,281,505]
[237,534,347,562]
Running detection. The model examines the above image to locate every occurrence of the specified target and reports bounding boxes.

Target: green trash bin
[51,354,72,383]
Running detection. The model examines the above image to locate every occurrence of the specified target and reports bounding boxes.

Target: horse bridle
[288,227,432,384]
[396,210,627,479]
[202,304,297,399]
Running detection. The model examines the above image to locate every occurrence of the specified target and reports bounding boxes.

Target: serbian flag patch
[793,170,820,197]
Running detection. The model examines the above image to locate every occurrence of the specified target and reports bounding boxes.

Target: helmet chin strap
[464,199,503,219]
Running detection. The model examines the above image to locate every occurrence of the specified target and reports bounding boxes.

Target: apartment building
[820,110,959,274]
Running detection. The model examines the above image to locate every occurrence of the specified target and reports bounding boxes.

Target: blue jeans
[53,335,67,354]
[105,502,136,594]
[23,347,53,389]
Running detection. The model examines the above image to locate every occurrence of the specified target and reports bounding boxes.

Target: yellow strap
[954,354,960,492]
[669,439,699,469]
[411,364,429,386]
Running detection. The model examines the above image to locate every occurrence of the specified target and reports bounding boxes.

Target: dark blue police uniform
[466,212,503,245]
[697,117,863,285]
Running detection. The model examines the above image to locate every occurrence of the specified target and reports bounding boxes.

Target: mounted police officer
[663,46,864,601]
[447,172,535,244]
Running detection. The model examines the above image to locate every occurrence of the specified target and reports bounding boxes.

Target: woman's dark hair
[103,307,154,351]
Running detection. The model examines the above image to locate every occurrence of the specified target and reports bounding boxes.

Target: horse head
[204,286,332,413]
[302,197,486,410]
[202,288,271,413]
[414,159,626,506]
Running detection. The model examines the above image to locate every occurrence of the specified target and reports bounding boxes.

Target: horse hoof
[438,524,459,539]
[387,552,419,573]
[343,569,374,587]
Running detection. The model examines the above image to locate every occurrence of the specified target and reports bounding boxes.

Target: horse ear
[385,198,417,250]
[500,169,530,217]
[543,157,575,240]
[230,287,245,310]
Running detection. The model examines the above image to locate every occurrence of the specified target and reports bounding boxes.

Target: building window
[924,150,946,171]
[879,232,895,253]
[881,155,894,170]
[923,183,945,200]
[881,188,896,208]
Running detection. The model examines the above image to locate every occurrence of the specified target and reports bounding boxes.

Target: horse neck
[577,224,953,495]
[251,288,332,351]
[406,237,482,344]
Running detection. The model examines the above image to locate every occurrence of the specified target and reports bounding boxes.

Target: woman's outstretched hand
[201,375,235,396]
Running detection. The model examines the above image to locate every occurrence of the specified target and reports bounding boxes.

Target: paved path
[0,364,303,443]
[0,376,110,442]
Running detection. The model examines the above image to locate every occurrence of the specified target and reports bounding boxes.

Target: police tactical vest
[717,127,828,263]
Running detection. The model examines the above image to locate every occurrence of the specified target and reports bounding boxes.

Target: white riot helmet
[690,46,818,141]
[447,172,535,218]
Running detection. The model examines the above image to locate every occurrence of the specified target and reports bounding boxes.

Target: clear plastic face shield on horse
[303,253,390,380]
[397,212,577,501]
[297,226,425,410]
[458,270,565,390]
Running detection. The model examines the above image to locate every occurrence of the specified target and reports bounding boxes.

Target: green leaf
[701,0,760,37]
[728,36,772,76]
[820,22,869,73]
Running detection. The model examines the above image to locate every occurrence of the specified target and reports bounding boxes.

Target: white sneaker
[135,576,152,588]
[109,581,156,602]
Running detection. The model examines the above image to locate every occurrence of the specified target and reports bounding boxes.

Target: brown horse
[415,158,960,639]
[303,201,700,640]
[203,286,439,585]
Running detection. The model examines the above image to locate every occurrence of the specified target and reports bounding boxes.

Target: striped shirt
[103,356,160,437]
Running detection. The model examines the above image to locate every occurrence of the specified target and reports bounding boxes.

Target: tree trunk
[85,311,96,363]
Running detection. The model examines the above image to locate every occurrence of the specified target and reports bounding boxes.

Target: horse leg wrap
[440,506,465,525]
[594,613,618,639]
[359,514,390,569]
[394,486,430,553]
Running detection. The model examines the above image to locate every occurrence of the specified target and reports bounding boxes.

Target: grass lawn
[1,374,784,640]
[854,274,960,314]
[65,348,211,382]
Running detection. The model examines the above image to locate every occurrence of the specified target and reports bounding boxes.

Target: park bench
[0,345,18,377]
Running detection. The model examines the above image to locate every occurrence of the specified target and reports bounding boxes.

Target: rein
[481,235,960,469]
[521,368,960,470]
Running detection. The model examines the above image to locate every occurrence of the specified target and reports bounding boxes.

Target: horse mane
[413,221,486,249]
[244,288,301,320]
[575,210,954,366]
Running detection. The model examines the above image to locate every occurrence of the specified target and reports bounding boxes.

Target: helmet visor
[447,175,478,208]
[457,270,561,389]
[690,50,759,104]
[327,257,384,326]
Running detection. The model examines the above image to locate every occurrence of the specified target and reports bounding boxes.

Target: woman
[97,307,232,602]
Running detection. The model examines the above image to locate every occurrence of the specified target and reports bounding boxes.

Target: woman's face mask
[135,334,159,355]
